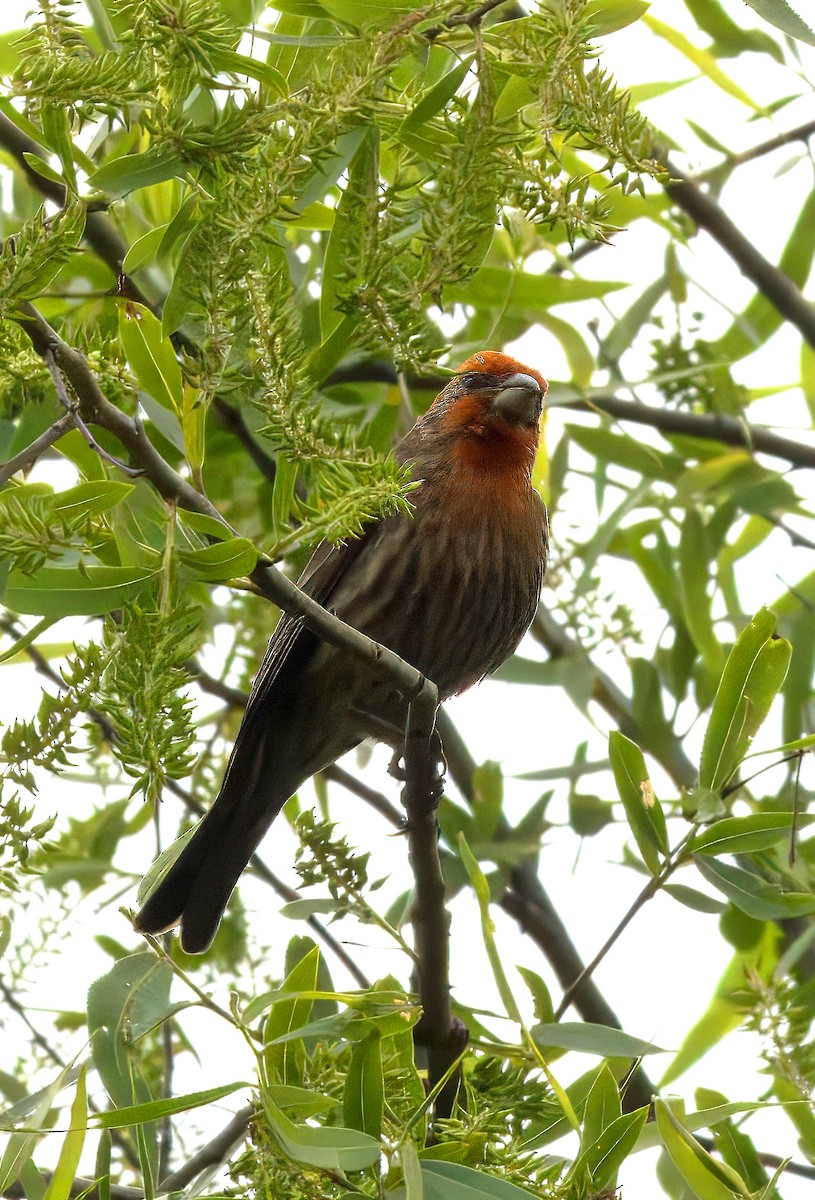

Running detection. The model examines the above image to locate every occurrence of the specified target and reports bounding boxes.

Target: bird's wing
[243,527,377,715]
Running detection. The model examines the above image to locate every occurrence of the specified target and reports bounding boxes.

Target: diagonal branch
[665,158,815,352]
[434,709,656,1112]
[0,411,78,485]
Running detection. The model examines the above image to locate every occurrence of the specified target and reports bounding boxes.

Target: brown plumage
[135,351,549,953]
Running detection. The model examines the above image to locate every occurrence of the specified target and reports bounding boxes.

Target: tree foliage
[2,0,815,1196]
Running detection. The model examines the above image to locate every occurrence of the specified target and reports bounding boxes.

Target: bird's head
[413,350,548,480]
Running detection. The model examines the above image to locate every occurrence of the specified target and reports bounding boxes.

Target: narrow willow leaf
[699,609,791,791]
[608,730,667,874]
[88,150,186,198]
[343,1030,384,1139]
[574,1107,648,1190]
[695,856,815,920]
[643,15,761,109]
[264,946,321,1085]
[177,537,257,581]
[742,0,815,46]
[118,302,184,413]
[263,1092,381,1171]
[532,1021,667,1058]
[689,812,810,857]
[4,565,160,617]
[656,1100,752,1199]
[92,1083,250,1129]
[417,1160,543,1198]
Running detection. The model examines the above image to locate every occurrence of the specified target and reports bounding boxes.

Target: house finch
[135,351,548,952]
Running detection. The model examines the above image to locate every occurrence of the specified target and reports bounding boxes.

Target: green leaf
[3,565,160,617]
[517,967,554,1025]
[263,1094,381,1171]
[567,424,682,481]
[678,509,723,676]
[699,608,791,791]
[444,267,627,314]
[317,0,413,30]
[741,0,815,46]
[538,311,595,388]
[716,188,815,361]
[118,302,183,413]
[41,1067,87,1200]
[602,274,669,367]
[586,0,650,36]
[662,884,726,914]
[694,856,815,920]
[574,1106,648,1191]
[689,812,808,856]
[52,481,135,520]
[264,947,321,1085]
[137,825,196,905]
[208,48,288,95]
[92,1082,250,1129]
[642,15,762,109]
[177,537,258,582]
[122,226,168,274]
[656,1099,752,1199]
[608,730,667,874]
[0,615,61,665]
[580,1063,621,1148]
[531,1022,667,1057]
[416,1161,541,1199]
[343,1031,383,1138]
[320,126,378,341]
[400,57,473,133]
[21,152,66,187]
[87,151,187,198]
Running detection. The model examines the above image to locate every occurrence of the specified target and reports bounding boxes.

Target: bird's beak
[489,373,546,426]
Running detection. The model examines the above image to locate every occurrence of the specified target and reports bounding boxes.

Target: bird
[135,350,549,953]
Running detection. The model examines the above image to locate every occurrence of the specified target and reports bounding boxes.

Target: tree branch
[434,709,656,1112]
[696,117,815,177]
[562,391,815,470]
[0,411,77,485]
[665,159,815,352]
[0,113,158,312]
[529,606,696,790]
[401,691,464,1116]
[158,1104,254,1191]
[15,304,438,720]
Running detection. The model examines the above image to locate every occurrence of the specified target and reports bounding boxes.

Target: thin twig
[695,117,815,178]
[436,709,656,1114]
[323,763,405,829]
[554,831,695,1020]
[559,391,815,471]
[328,361,815,473]
[0,411,77,485]
[158,1104,254,1191]
[43,349,141,476]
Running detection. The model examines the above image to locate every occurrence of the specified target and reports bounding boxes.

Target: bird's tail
[134,734,291,954]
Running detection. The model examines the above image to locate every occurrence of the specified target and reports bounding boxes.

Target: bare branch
[665,159,815,352]
[400,688,464,1116]
[0,411,77,485]
[696,117,815,177]
[561,391,815,471]
[529,606,696,790]
[159,1104,254,1192]
[435,709,656,1112]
